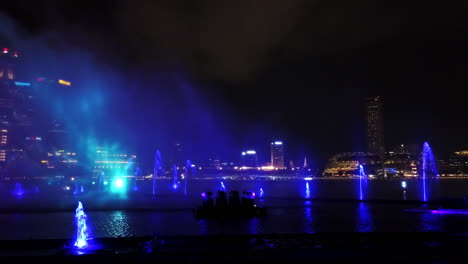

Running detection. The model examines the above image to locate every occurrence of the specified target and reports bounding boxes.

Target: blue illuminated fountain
[74,201,89,249]
[153,150,162,196]
[13,183,24,196]
[259,188,264,198]
[98,171,104,192]
[184,160,191,196]
[220,181,226,192]
[172,164,178,190]
[358,164,368,201]
[420,142,438,202]
[133,167,142,191]
[305,182,311,199]
[73,182,79,195]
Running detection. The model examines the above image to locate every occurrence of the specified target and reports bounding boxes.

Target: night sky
[0,0,467,169]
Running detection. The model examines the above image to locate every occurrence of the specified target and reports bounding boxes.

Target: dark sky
[0,0,467,168]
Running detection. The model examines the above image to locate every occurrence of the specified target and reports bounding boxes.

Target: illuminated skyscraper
[271,141,285,169]
[241,150,257,168]
[172,142,183,167]
[366,96,385,159]
[0,48,21,166]
[0,48,18,81]
[0,115,8,164]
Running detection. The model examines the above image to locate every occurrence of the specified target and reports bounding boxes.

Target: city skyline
[0,45,466,173]
[0,2,466,170]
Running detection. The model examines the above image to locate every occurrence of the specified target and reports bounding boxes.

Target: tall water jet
[259,188,264,198]
[305,182,311,199]
[421,142,438,202]
[172,164,178,190]
[358,165,368,201]
[220,181,226,192]
[74,201,88,249]
[153,150,162,196]
[184,160,191,196]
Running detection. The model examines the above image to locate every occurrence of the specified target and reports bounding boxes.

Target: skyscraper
[271,141,285,169]
[0,48,21,166]
[241,150,258,168]
[366,96,385,159]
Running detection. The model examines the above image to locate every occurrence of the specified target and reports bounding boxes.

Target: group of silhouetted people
[201,190,255,210]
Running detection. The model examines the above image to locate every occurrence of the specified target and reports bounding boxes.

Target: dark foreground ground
[1,233,468,263]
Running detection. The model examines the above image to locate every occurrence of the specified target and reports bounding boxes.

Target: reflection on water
[303,201,314,233]
[249,217,262,234]
[357,203,375,232]
[197,219,209,235]
[103,211,131,237]
[418,213,443,232]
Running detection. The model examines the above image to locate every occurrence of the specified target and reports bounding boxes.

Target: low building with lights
[92,147,137,177]
[323,152,384,177]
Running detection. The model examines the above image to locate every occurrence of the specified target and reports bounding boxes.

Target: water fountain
[133,167,142,191]
[184,160,191,196]
[305,182,310,199]
[259,188,264,198]
[74,201,89,249]
[358,164,368,201]
[220,181,226,192]
[98,171,104,192]
[172,164,178,190]
[73,182,79,195]
[153,150,162,196]
[13,183,24,196]
[421,142,438,202]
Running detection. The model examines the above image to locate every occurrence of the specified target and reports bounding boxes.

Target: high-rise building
[241,150,258,168]
[0,48,24,166]
[47,119,67,151]
[0,48,18,81]
[271,141,285,169]
[366,96,385,159]
[171,143,185,167]
[0,114,8,164]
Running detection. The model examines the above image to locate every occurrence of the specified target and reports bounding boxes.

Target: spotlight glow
[115,179,124,188]
[401,181,407,189]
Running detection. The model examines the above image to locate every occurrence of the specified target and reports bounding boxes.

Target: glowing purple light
[201,192,206,198]
[430,210,468,215]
